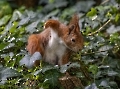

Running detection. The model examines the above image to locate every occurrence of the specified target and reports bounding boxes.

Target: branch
[88,19,111,36]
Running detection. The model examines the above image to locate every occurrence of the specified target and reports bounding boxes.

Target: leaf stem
[88,19,111,36]
[94,74,95,83]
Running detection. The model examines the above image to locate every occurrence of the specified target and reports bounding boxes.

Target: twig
[101,0,110,5]
[88,19,111,36]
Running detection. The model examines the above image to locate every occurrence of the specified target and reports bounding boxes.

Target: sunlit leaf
[87,8,97,17]
[0,43,9,51]
[115,14,120,22]
[9,21,18,33]
[0,15,11,26]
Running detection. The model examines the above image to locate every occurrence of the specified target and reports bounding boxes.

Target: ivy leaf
[26,10,37,19]
[54,0,68,8]
[20,52,42,68]
[9,21,18,33]
[26,20,40,33]
[85,83,98,89]
[87,8,97,17]
[0,43,9,51]
[60,62,80,73]
[99,80,109,87]
[43,69,60,88]
[18,17,30,26]
[98,45,113,55]
[41,65,58,73]
[73,1,95,12]
[0,15,11,26]
[107,71,118,76]
[0,1,12,18]
[115,14,120,22]
[4,21,13,32]
[0,67,21,84]
[109,81,118,88]
[29,52,42,67]
[88,65,98,75]
[33,65,58,76]
[11,10,22,21]
[107,25,120,34]
[110,32,120,43]
[44,9,60,20]
[19,54,31,68]
[3,43,15,50]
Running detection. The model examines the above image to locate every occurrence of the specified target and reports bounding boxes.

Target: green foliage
[0,1,12,18]
[86,8,97,17]
[0,0,120,89]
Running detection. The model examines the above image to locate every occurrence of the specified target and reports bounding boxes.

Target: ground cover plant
[0,0,120,89]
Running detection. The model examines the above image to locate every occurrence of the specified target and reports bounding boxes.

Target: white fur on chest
[44,28,66,65]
